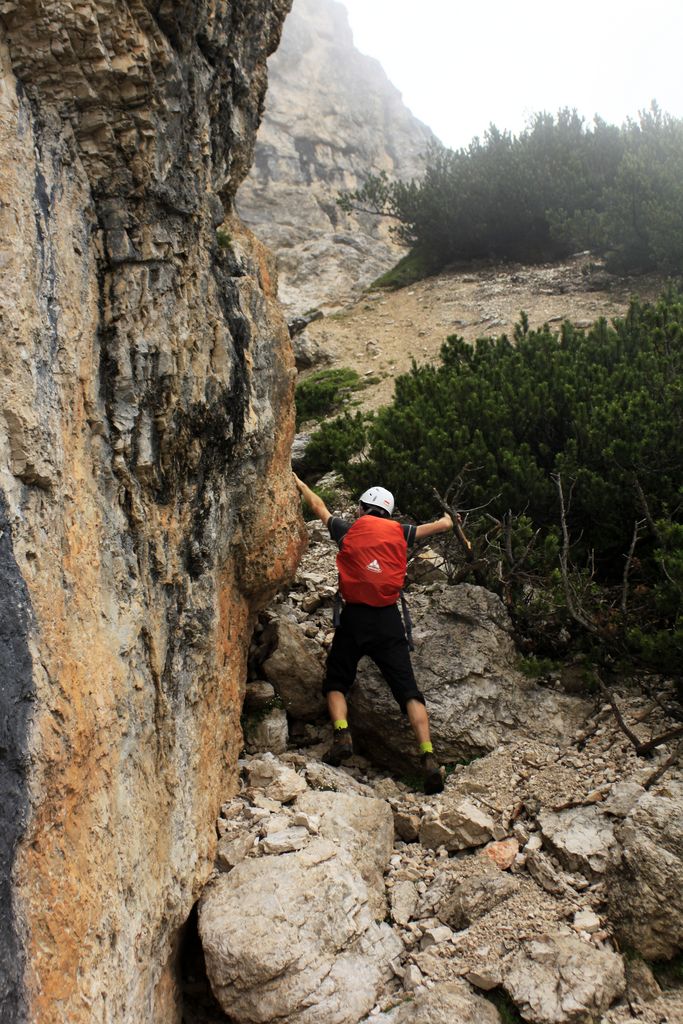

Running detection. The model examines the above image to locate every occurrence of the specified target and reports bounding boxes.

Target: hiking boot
[323,729,353,767]
[421,752,444,795]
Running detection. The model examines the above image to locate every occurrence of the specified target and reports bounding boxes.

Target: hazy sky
[338,0,683,150]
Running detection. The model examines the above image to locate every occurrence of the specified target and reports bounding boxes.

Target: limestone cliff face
[0,3,305,1021]
[237,0,436,312]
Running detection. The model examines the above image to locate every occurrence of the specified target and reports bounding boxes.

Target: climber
[293,473,453,794]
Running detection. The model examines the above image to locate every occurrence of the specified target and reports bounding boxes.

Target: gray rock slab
[261,616,326,720]
[438,868,519,929]
[538,805,618,876]
[243,707,289,755]
[368,980,502,1023]
[296,789,394,919]
[390,880,419,926]
[216,833,255,872]
[347,585,587,771]
[199,838,402,1024]
[602,781,645,818]
[245,755,308,803]
[503,932,625,1024]
[304,760,376,797]
[420,798,501,852]
[607,785,683,959]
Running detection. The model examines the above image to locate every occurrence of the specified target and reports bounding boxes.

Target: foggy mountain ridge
[237,0,436,313]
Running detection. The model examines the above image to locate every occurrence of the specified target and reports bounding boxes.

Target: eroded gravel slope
[305,254,665,411]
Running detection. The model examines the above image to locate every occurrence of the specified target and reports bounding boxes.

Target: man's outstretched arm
[415,512,454,541]
[293,473,332,527]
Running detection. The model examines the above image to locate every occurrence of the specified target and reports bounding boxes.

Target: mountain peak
[237,0,436,312]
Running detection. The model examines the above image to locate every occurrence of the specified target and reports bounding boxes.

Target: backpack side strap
[400,591,414,652]
[333,590,344,627]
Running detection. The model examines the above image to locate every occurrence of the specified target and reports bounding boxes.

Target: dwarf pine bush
[310,291,683,673]
[339,105,683,276]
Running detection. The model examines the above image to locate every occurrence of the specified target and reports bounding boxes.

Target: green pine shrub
[306,291,683,673]
[301,410,370,480]
[295,368,365,429]
[339,104,683,277]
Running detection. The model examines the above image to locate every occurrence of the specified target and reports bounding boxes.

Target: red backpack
[336,516,407,606]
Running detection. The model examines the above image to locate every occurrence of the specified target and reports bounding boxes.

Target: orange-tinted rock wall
[0,2,302,1020]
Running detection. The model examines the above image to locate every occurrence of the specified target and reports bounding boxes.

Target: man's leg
[322,614,360,766]
[368,609,444,795]
[406,698,443,794]
[406,698,430,745]
[323,690,353,765]
[327,690,349,725]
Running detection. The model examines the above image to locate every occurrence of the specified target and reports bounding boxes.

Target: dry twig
[597,674,683,756]
[553,473,603,637]
[432,486,474,560]
[643,742,683,790]
[621,518,646,615]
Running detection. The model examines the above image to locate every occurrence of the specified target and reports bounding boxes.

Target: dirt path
[304,254,664,412]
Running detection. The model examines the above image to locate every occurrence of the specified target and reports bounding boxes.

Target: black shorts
[323,603,425,714]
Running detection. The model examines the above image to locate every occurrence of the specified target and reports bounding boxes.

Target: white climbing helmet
[359,486,395,515]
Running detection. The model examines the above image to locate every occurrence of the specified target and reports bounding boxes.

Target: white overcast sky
[337,0,683,150]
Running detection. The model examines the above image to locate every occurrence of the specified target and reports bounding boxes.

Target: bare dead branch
[432,487,474,560]
[643,742,683,790]
[640,678,683,723]
[448,559,490,584]
[659,556,681,592]
[551,785,611,811]
[518,528,542,567]
[621,519,646,615]
[597,675,645,750]
[634,724,683,756]
[553,473,603,637]
[633,476,662,542]
[504,512,514,567]
[597,674,683,755]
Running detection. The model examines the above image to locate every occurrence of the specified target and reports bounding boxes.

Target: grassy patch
[368,248,434,291]
[215,226,232,249]
[517,655,563,678]
[296,367,366,428]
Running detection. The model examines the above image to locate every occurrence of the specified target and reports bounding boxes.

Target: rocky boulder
[348,585,587,770]
[438,865,519,930]
[420,797,506,852]
[369,980,502,1023]
[606,784,683,959]
[292,328,332,371]
[502,932,625,1024]
[200,838,401,1024]
[296,790,394,919]
[538,805,619,876]
[261,615,326,719]
[199,765,403,1024]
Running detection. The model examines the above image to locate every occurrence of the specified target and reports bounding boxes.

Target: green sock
[333,719,348,731]
[419,741,433,755]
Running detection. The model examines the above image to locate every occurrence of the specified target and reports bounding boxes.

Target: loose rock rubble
[198,516,683,1024]
[197,732,683,1023]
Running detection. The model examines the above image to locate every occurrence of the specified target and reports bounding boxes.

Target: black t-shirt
[328,514,417,549]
